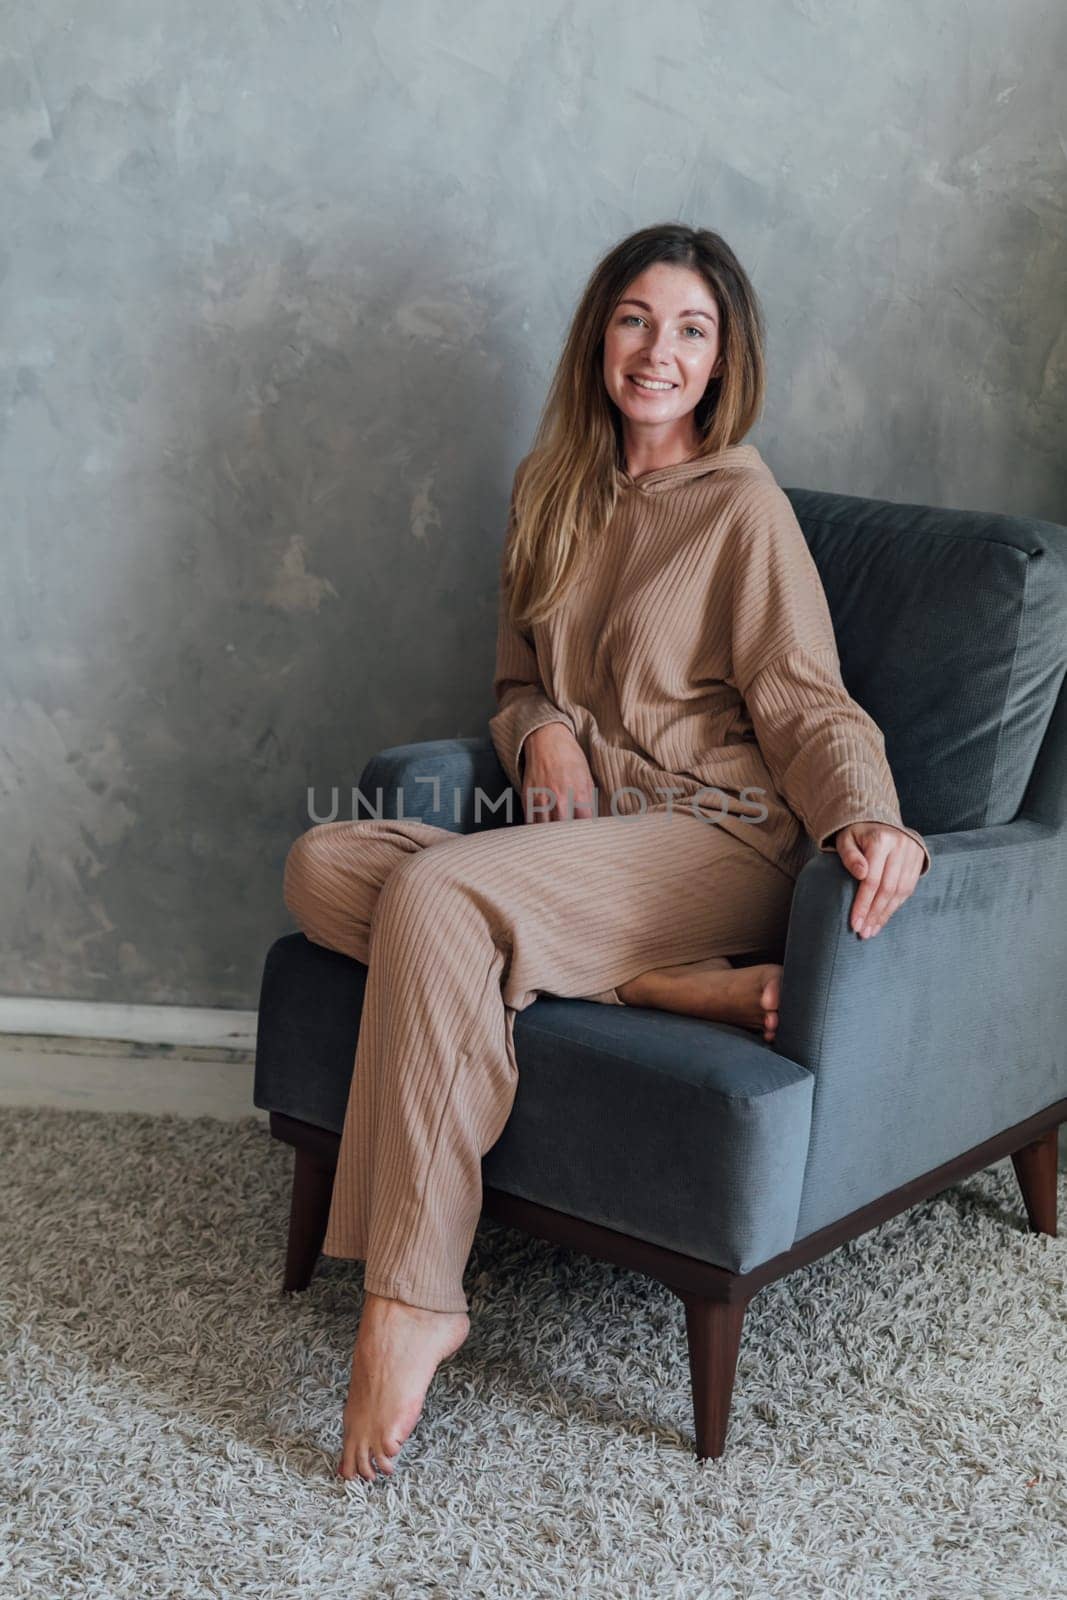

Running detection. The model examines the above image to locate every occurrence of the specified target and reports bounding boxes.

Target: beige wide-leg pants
[282,809,797,1314]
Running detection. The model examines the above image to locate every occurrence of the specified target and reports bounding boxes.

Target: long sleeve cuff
[488,692,576,794]
[815,813,932,876]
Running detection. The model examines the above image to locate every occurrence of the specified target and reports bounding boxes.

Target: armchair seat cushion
[254,933,814,1275]
[483,994,814,1274]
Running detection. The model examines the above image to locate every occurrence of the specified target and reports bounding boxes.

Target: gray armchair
[254,485,1067,1459]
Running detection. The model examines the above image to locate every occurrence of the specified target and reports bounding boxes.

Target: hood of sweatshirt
[613,441,771,493]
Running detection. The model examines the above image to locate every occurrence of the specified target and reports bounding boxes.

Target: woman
[283,222,930,1484]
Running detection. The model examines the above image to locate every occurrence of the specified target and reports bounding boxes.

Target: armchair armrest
[357,736,515,835]
[776,817,1067,1240]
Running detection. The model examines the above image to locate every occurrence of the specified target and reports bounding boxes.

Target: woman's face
[602,262,723,435]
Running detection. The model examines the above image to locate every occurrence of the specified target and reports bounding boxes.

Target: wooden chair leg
[283,1146,337,1292]
[680,1292,749,1461]
[1010,1126,1059,1237]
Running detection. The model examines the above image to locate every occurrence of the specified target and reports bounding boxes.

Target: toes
[373,1435,402,1475]
[339,1453,370,1483]
[338,1435,359,1480]
[760,973,781,1003]
[355,1445,376,1483]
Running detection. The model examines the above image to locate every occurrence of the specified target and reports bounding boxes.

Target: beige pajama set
[283,443,930,1313]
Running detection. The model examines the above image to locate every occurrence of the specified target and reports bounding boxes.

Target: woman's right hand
[520,722,597,823]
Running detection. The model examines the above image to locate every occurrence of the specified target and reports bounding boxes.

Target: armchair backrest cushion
[784,488,1067,836]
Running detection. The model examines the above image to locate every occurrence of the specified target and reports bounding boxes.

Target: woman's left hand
[834,822,926,939]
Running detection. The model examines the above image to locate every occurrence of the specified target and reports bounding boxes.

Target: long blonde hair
[504,222,766,632]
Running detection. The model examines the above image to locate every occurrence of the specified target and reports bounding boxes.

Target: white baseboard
[0,1034,265,1120]
[0,1000,261,1119]
[0,997,257,1052]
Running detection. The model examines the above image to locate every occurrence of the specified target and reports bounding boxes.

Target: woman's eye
[620,315,704,337]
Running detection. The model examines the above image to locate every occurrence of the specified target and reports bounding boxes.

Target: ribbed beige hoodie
[489,443,930,883]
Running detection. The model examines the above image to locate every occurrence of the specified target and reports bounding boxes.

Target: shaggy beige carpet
[0,1107,1063,1598]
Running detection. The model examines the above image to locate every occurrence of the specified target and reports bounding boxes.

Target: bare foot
[617,957,784,1042]
[338,1291,470,1483]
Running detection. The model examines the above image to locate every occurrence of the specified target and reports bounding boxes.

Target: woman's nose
[642,330,673,364]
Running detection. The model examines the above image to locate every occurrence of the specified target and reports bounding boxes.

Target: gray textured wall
[2,2,1065,1009]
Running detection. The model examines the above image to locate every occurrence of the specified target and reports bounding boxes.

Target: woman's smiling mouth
[628,374,678,392]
